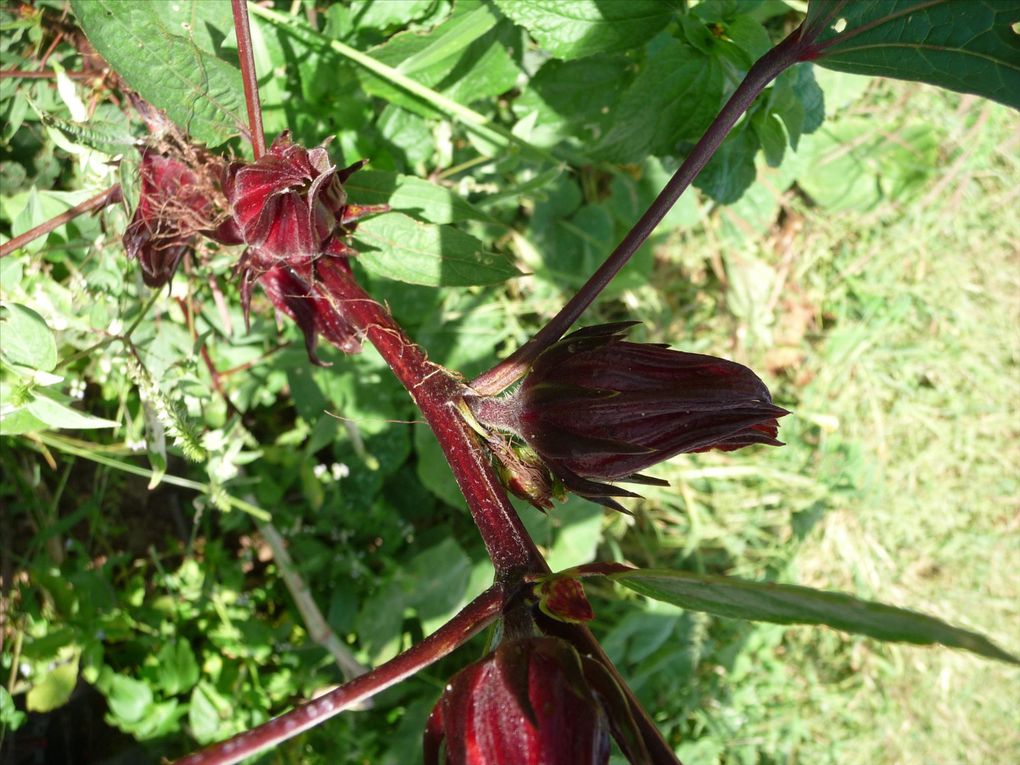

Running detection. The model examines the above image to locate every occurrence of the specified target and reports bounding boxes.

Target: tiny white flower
[331,462,350,480]
[313,464,328,479]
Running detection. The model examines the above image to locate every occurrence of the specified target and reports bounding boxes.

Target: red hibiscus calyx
[221,131,387,361]
[466,322,788,512]
[424,635,650,765]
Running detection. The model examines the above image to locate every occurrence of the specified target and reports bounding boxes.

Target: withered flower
[468,322,788,511]
[424,636,649,765]
[122,149,239,287]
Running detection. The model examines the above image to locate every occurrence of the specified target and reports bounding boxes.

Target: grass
[596,80,1019,764]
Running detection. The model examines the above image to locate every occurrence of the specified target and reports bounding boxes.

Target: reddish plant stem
[469,24,811,396]
[0,184,122,258]
[315,259,546,581]
[316,260,681,764]
[174,584,504,765]
[231,0,266,158]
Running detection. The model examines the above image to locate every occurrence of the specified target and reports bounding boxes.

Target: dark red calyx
[470,322,788,512]
[424,636,612,765]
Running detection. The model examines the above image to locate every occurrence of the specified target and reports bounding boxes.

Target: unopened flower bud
[470,322,788,511]
[424,637,611,765]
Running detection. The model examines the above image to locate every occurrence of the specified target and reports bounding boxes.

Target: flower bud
[470,322,788,511]
[424,637,611,765]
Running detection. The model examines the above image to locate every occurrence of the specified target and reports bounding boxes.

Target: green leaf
[354,213,518,286]
[511,54,633,149]
[0,302,57,371]
[493,0,678,59]
[156,639,200,696]
[608,568,1020,665]
[795,117,938,211]
[25,392,119,430]
[26,658,78,713]
[0,686,27,731]
[102,671,154,724]
[807,0,1020,111]
[595,35,724,163]
[71,0,245,146]
[694,126,759,204]
[360,4,520,113]
[345,171,493,224]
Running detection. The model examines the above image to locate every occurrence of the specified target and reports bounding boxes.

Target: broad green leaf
[694,127,759,204]
[609,568,1019,664]
[345,170,493,224]
[493,0,678,59]
[26,658,78,713]
[71,0,245,146]
[102,671,154,724]
[806,0,1020,111]
[156,639,200,696]
[354,213,518,286]
[512,54,633,149]
[26,392,119,430]
[0,302,57,371]
[595,35,724,163]
[405,539,471,633]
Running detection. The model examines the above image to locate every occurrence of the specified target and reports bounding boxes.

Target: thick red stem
[315,259,546,581]
[315,260,681,764]
[174,584,504,765]
[0,184,122,259]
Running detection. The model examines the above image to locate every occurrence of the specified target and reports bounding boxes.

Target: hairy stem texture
[315,259,547,581]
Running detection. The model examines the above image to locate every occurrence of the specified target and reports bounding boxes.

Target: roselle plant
[2,1,1019,763]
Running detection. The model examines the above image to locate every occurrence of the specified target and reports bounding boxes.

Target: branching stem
[0,184,122,259]
[470,24,811,395]
[174,584,504,765]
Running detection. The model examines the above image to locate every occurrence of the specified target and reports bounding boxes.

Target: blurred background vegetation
[1,1,1018,764]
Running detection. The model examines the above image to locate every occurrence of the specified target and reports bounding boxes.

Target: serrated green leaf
[102,671,153,724]
[595,35,724,163]
[512,54,633,149]
[0,302,57,371]
[345,170,493,224]
[71,0,245,146]
[354,213,518,286]
[695,126,759,204]
[807,0,1020,111]
[608,567,1019,665]
[493,0,678,59]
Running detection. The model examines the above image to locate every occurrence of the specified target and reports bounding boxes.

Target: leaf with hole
[805,0,1020,110]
